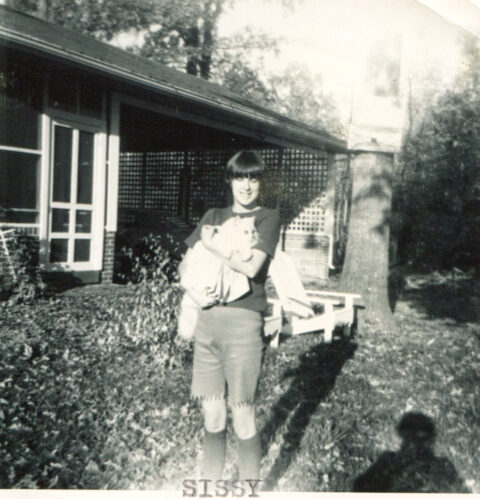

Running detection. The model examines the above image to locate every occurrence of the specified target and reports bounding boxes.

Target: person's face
[231,176,260,210]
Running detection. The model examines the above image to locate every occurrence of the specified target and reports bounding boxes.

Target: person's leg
[201,398,227,480]
[223,309,263,481]
[231,403,256,439]
[231,404,261,480]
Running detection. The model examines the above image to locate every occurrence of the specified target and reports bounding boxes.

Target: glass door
[48,121,101,270]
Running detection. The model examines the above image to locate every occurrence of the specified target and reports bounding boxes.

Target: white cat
[178,216,258,340]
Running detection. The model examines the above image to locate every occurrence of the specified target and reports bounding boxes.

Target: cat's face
[238,217,257,245]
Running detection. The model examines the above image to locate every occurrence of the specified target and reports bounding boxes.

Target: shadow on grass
[401,277,479,324]
[353,411,470,493]
[42,271,86,294]
[260,337,357,490]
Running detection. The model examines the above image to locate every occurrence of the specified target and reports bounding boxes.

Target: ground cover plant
[0,257,478,490]
[0,230,47,304]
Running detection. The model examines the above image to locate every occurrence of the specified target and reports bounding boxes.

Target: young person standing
[182,150,281,481]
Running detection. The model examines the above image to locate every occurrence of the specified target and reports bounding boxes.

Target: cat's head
[237,216,258,245]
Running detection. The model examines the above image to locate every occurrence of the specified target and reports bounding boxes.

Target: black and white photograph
[0,0,479,496]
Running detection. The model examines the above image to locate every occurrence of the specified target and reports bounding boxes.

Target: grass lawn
[0,271,478,492]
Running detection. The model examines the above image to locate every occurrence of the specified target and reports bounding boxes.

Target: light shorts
[191,306,264,407]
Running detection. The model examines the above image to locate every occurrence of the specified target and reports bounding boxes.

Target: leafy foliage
[392,37,480,272]
[215,59,343,134]
[5,0,157,41]
[394,83,480,271]
[209,29,279,105]
[0,229,46,304]
[114,231,184,284]
[0,269,479,490]
[139,0,227,78]
[0,236,192,488]
[267,63,343,135]
[6,0,228,79]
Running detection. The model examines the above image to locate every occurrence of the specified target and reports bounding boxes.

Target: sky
[218,0,480,122]
[219,0,480,68]
[419,0,480,36]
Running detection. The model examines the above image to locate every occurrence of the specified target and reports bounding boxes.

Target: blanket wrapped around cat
[178,216,257,339]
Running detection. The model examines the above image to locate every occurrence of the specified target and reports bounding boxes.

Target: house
[0,5,347,285]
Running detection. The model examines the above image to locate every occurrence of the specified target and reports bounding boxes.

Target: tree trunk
[184,26,200,76]
[339,151,398,333]
[199,0,217,80]
[199,19,213,80]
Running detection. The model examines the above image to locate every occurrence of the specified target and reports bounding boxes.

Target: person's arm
[201,225,268,279]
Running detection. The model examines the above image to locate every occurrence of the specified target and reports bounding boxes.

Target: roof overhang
[0,7,347,153]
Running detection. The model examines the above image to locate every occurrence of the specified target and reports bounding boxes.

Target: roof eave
[0,26,347,153]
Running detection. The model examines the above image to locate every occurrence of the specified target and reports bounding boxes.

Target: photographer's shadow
[353,411,470,493]
[260,337,356,490]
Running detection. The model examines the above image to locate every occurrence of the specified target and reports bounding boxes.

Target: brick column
[0,247,13,286]
[101,230,116,283]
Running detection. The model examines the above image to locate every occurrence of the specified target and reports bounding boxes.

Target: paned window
[48,70,103,119]
[0,61,42,224]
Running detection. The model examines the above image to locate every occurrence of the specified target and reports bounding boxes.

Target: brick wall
[1,229,116,285]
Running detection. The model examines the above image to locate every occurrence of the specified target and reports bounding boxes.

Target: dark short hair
[225,150,267,182]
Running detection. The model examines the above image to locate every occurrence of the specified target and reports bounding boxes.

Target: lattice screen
[187,150,232,223]
[144,152,182,213]
[259,148,281,170]
[118,148,331,234]
[118,152,143,208]
[278,149,330,233]
[118,151,183,224]
[118,152,144,225]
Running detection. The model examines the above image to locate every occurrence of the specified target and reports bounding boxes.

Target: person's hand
[201,225,231,259]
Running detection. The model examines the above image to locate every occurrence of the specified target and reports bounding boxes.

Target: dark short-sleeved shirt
[185,206,281,312]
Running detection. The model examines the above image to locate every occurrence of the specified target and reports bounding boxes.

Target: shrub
[0,290,187,488]
[100,269,187,374]
[0,233,192,488]
[114,232,183,285]
[0,229,47,304]
[111,231,191,369]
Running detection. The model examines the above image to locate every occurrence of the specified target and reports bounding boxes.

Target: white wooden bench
[264,249,362,347]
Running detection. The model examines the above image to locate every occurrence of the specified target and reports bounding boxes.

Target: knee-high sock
[202,428,226,480]
[237,433,261,480]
